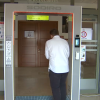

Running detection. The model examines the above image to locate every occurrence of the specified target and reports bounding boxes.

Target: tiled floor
[15,67,52,96]
[0,67,100,100]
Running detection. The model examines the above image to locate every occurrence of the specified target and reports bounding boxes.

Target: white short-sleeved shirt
[45,35,70,73]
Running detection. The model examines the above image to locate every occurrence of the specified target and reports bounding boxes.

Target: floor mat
[15,96,70,100]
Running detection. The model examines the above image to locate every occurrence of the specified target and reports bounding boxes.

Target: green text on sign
[27,15,49,20]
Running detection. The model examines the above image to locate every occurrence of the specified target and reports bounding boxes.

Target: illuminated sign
[27,15,49,20]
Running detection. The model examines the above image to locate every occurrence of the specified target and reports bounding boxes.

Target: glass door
[80,15,98,94]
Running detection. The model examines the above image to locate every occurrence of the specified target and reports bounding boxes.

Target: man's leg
[49,70,61,100]
[60,73,68,100]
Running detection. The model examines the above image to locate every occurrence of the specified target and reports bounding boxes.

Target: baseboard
[0,91,4,96]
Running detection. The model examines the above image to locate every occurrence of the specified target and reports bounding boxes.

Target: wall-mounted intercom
[75,35,80,47]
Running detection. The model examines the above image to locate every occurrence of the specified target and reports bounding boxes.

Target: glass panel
[75,0,97,9]
[81,51,97,79]
[80,15,98,94]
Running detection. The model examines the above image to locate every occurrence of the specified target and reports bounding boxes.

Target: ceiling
[0,0,98,10]
[17,0,97,3]
[74,0,97,3]
[0,0,98,3]
[60,0,97,3]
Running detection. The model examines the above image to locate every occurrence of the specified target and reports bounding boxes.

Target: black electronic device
[75,35,80,47]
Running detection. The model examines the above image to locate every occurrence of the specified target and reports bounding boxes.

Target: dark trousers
[49,70,68,100]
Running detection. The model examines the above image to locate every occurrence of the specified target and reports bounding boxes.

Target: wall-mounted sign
[81,28,92,40]
[27,15,49,20]
[6,36,12,67]
[25,31,34,38]
[81,45,86,62]
[0,22,4,39]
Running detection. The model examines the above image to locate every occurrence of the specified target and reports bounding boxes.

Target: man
[45,29,70,100]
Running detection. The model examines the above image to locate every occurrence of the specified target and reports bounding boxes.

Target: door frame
[4,4,82,100]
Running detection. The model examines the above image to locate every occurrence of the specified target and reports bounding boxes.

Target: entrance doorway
[4,4,81,100]
[18,21,58,67]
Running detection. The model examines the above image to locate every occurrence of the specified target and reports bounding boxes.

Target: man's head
[50,29,59,38]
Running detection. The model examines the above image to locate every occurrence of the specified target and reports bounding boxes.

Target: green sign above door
[27,15,49,20]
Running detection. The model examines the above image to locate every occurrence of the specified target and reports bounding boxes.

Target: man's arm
[45,42,49,59]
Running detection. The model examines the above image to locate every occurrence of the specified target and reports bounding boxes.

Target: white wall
[14,15,68,67]
[17,1,97,9]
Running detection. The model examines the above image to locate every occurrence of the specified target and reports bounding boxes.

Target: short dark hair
[50,29,59,36]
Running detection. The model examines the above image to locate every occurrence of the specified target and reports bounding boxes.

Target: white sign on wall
[0,22,4,39]
[81,45,86,62]
[6,36,12,67]
[24,31,34,38]
[81,28,92,40]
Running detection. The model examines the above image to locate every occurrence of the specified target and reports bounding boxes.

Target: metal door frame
[4,3,82,100]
